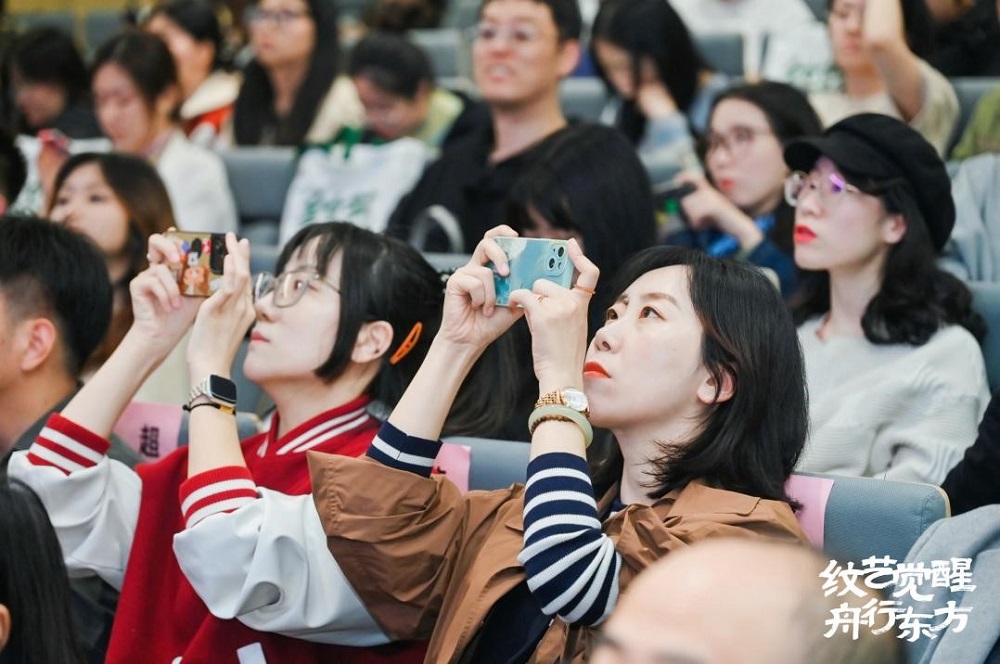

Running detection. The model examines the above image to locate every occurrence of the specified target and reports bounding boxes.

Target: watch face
[208,375,238,404]
[563,388,589,412]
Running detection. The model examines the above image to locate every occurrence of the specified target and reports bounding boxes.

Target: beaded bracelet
[527,404,594,447]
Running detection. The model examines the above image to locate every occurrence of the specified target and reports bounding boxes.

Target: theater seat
[441,437,949,565]
[114,401,263,463]
[219,147,297,245]
[410,28,470,79]
[694,32,745,77]
[948,77,1000,154]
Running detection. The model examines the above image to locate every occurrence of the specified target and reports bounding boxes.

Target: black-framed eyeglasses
[254,269,339,308]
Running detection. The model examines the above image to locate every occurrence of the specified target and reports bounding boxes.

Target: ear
[0,603,10,651]
[351,320,395,364]
[556,38,582,79]
[193,41,216,74]
[156,84,181,119]
[0,194,8,214]
[696,366,735,406]
[880,213,907,246]
[17,318,58,373]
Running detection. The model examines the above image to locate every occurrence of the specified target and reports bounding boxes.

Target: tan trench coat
[309,453,806,663]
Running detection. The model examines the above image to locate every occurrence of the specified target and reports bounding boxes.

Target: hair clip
[389,322,423,365]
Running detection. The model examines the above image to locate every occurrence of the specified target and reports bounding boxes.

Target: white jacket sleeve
[173,486,390,646]
[6,417,141,590]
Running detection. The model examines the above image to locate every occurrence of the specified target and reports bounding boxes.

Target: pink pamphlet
[113,401,184,462]
[785,474,835,549]
[434,443,472,493]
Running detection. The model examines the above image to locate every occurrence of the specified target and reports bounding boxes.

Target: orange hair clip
[389,322,423,365]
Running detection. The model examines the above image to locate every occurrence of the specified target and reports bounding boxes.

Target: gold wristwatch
[535,388,590,418]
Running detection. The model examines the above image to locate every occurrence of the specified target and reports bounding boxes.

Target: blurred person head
[5,26,90,134]
[827,0,935,77]
[0,476,85,663]
[591,538,902,664]
[469,0,581,112]
[91,31,181,154]
[704,81,823,255]
[590,0,708,144]
[505,124,657,333]
[47,152,175,369]
[347,32,436,141]
[145,0,227,102]
[363,0,446,31]
[233,0,340,145]
[0,216,112,456]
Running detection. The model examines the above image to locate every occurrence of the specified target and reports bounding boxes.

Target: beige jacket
[309,454,806,663]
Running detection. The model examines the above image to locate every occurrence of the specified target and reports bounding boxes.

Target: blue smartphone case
[491,237,573,306]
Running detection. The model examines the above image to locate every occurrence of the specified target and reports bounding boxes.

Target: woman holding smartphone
[153,227,809,662]
[7,222,507,663]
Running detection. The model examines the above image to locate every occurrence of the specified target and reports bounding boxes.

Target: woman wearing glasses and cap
[6,222,509,663]
[783,112,989,485]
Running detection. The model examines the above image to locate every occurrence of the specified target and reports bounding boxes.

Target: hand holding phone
[489,237,574,306]
[164,230,230,297]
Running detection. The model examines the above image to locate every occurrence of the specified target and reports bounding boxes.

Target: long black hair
[233,0,340,145]
[275,221,517,435]
[791,171,985,345]
[591,0,709,145]
[0,476,85,664]
[590,246,807,505]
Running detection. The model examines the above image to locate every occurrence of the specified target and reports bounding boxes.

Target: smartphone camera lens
[557,247,565,257]
[548,258,556,269]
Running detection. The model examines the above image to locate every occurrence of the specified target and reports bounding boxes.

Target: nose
[591,320,619,353]
[795,184,823,217]
[844,10,863,32]
[253,288,277,322]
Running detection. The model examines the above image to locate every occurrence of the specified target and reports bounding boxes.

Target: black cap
[783,113,954,251]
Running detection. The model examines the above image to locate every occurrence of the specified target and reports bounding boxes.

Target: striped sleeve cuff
[179,466,259,529]
[366,421,442,477]
[518,452,621,625]
[26,413,111,475]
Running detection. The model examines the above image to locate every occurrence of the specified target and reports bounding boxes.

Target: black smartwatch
[186,375,238,414]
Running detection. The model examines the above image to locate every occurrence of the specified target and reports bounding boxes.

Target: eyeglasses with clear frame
[254,269,339,308]
[784,170,863,208]
[245,6,310,27]
[704,126,773,159]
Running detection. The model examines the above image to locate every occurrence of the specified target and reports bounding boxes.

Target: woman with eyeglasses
[590,0,728,173]
[783,112,989,485]
[231,0,363,145]
[668,81,822,297]
[6,222,510,662]
[812,0,957,156]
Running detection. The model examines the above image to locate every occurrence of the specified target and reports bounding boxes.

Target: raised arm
[382,225,524,442]
[862,0,925,122]
[7,235,201,587]
[503,244,623,625]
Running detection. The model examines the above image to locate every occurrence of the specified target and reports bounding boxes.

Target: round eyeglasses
[254,269,339,308]
[784,170,863,208]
